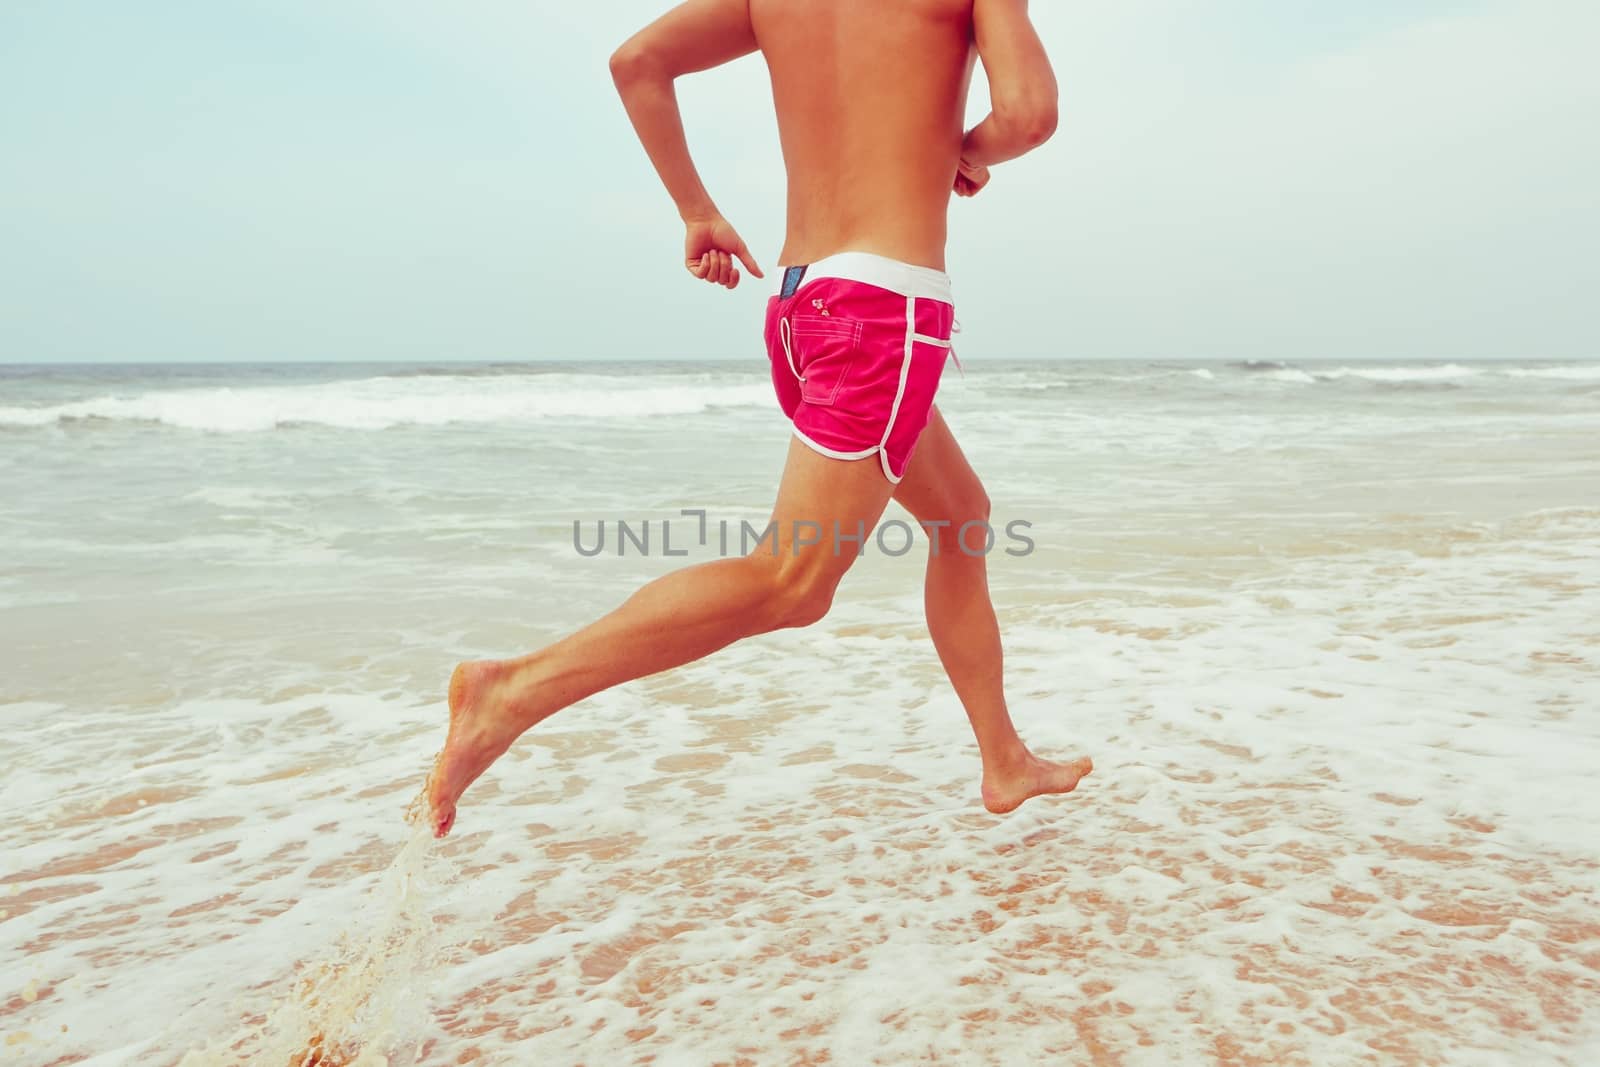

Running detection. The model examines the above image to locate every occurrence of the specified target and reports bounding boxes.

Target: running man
[423,0,1090,838]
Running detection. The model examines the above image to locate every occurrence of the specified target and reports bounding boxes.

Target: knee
[924,487,993,555]
[751,556,840,630]
[776,582,836,629]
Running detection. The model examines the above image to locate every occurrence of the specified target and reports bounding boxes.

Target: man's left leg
[891,406,1092,813]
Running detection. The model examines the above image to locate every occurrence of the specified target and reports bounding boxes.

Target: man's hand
[611,0,760,282]
[685,215,764,289]
[954,156,991,198]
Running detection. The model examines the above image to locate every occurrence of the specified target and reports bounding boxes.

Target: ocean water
[2,358,1598,1065]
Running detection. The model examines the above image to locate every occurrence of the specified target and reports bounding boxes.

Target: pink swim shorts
[763,251,956,483]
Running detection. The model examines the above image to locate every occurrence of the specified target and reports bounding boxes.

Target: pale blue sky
[1,0,1596,363]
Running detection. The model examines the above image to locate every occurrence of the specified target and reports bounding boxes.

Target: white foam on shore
[4,502,1598,1065]
[0,373,770,432]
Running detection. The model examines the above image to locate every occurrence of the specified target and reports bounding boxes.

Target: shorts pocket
[789,314,863,407]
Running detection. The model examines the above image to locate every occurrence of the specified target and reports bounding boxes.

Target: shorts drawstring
[780,316,805,383]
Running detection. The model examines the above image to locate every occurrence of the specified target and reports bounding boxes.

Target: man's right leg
[892,406,1092,813]
[423,436,898,836]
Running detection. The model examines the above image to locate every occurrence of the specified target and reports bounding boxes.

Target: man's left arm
[610,0,764,289]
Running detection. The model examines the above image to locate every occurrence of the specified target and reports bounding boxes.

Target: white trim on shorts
[790,425,880,462]
[874,296,918,484]
[774,250,953,305]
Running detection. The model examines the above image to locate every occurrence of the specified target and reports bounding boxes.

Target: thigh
[891,405,988,527]
[764,436,899,584]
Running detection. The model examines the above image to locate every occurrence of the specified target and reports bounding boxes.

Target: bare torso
[751,0,977,271]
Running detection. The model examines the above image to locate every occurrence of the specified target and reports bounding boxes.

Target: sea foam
[0,373,770,432]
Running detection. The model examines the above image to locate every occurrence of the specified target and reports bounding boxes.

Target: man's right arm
[962,0,1059,169]
[610,0,764,288]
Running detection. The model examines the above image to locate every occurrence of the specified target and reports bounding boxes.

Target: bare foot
[418,660,520,838]
[981,753,1094,815]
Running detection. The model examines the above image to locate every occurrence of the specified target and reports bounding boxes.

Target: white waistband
[776,250,953,305]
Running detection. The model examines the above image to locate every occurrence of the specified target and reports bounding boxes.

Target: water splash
[178,803,445,1067]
